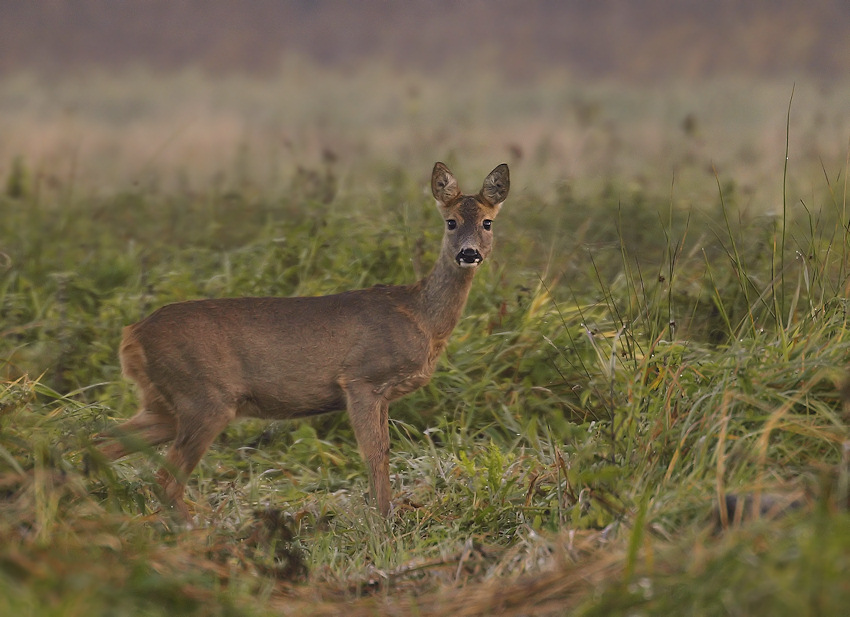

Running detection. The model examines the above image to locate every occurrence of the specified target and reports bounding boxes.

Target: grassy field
[2,65,850,615]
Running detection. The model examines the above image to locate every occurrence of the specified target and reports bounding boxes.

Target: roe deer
[98,162,509,520]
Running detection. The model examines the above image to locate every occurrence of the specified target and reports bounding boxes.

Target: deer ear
[480,163,510,209]
[431,162,461,206]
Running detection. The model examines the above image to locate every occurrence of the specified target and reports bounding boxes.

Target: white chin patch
[457,260,480,269]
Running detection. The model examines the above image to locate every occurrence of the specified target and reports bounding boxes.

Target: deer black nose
[456,248,482,266]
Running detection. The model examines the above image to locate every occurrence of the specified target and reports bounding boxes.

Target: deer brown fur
[98,162,510,520]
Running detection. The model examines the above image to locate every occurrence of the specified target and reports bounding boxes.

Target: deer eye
[482,219,492,230]
[446,219,457,230]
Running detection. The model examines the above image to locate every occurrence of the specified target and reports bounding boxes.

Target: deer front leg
[343,382,391,516]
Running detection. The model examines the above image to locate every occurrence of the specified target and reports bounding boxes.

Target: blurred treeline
[2,0,847,80]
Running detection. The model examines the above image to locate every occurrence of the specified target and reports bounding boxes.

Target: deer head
[431,162,510,268]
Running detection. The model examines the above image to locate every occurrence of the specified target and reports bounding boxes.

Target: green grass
[1,68,850,615]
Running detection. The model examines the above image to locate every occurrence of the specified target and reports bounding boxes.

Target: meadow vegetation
[1,64,849,615]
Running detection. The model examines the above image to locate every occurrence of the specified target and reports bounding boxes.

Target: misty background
[2,1,849,211]
[3,0,848,80]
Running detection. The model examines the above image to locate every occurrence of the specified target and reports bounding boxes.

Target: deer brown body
[99,162,510,520]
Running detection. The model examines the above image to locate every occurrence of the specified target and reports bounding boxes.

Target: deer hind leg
[343,382,391,516]
[155,398,236,521]
[97,403,178,461]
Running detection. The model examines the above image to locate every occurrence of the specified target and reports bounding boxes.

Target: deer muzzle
[456,248,482,267]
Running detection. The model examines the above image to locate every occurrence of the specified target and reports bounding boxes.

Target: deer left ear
[481,163,510,209]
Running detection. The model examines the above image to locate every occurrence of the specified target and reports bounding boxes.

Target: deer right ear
[480,163,510,208]
[431,162,461,206]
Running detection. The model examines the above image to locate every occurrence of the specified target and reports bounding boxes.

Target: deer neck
[415,251,476,341]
